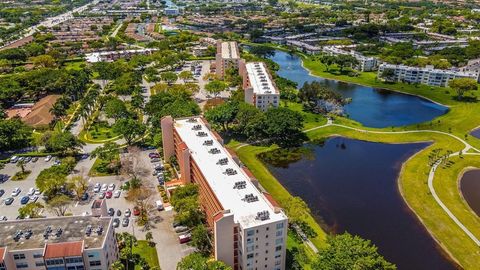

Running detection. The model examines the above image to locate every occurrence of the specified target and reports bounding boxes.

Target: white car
[125,208,131,217]
[11,188,21,197]
[93,183,101,193]
[101,184,108,192]
[27,187,36,196]
[113,190,121,198]
[0,216,7,221]
[44,155,52,162]
[108,183,116,191]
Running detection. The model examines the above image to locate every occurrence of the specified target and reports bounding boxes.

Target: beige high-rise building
[215,41,241,78]
[162,116,288,270]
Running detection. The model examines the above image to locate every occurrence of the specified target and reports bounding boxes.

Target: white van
[155,200,164,211]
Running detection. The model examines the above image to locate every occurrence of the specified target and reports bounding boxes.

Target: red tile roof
[44,241,83,259]
[263,192,281,208]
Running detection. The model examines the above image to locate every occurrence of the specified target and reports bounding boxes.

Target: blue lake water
[261,137,458,270]
[268,50,449,128]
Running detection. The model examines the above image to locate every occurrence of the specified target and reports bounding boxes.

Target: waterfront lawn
[133,240,161,270]
[282,101,327,130]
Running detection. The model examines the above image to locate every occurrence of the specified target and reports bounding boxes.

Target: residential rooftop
[245,62,278,95]
[0,216,112,251]
[174,117,286,228]
[220,41,240,59]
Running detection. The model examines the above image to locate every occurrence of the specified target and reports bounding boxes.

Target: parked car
[24,156,32,163]
[113,218,120,228]
[108,208,115,216]
[4,197,14,205]
[0,174,8,183]
[116,210,121,216]
[93,183,101,193]
[30,196,38,203]
[114,190,121,198]
[101,184,108,192]
[31,157,39,163]
[11,188,21,197]
[0,189,4,197]
[20,196,29,204]
[150,158,160,163]
[149,152,160,158]
[0,216,7,221]
[133,207,140,216]
[80,193,89,201]
[105,191,112,199]
[122,218,129,227]
[27,187,36,196]
[125,208,131,217]
[10,156,19,163]
[108,183,115,191]
[34,189,41,195]
[17,157,24,162]
[99,192,106,199]
[54,159,61,165]
[175,226,189,233]
[44,155,53,162]
[156,200,164,210]
[178,233,191,244]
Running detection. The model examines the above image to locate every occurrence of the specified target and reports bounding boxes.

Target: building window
[15,262,29,268]
[247,254,254,260]
[13,254,26,260]
[276,230,282,237]
[36,262,45,267]
[275,238,283,245]
[34,253,43,258]
[89,261,102,266]
[275,245,282,252]
[276,223,283,230]
[247,230,255,236]
[66,257,83,264]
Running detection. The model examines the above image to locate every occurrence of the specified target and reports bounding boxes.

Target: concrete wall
[214,212,235,267]
[161,116,174,161]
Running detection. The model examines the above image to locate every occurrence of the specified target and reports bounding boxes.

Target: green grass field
[133,240,161,270]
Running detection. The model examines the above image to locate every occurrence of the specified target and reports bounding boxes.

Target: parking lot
[0,149,192,269]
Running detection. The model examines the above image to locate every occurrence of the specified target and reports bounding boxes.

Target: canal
[268,50,448,128]
[261,137,458,270]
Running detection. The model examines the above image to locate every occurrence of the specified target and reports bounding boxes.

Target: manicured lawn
[79,121,120,144]
[133,240,160,270]
[88,156,119,177]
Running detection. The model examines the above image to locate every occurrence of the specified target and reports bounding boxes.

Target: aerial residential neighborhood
[1,0,480,270]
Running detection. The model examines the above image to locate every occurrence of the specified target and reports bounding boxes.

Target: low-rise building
[240,62,280,111]
[85,48,158,63]
[0,215,118,270]
[378,63,480,87]
[215,41,241,78]
[161,116,288,270]
[322,46,378,72]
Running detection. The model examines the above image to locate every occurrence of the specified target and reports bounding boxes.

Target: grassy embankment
[227,53,480,269]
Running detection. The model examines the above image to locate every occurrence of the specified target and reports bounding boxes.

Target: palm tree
[16,160,25,174]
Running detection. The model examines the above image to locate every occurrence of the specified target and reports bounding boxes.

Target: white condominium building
[0,213,118,270]
[378,63,480,87]
[322,46,378,72]
[240,62,280,111]
[216,41,241,78]
[161,116,288,270]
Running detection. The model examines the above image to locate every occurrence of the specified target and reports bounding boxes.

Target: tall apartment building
[378,63,480,87]
[216,41,241,78]
[239,62,280,111]
[162,116,288,270]
[0,202,118,270]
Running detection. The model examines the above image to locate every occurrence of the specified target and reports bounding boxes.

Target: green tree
[448,78,478,99]
[18,202,44,218]
[204,101,238,132]
[145,232,154,244]
[110,260,125,270]
[105,98,130,119]
[16,160,26,174]
[205,80,228,98]
[264,107,305,147]
[320,55,337,72]
[313,233,396,270]
[30,54,56,68]
[334,54,359,72]
[36,166,69,197]
[113,119,146,145]
[0,119,32,152]
[190,225,212,256]
[69,175,89,200]
[42,131,84,155]
[282,196,310,225]
[47,195,72,216]
[160,71,178,85]
[178,70,194,81]
[177,253,232,270]
[91,141,120,163]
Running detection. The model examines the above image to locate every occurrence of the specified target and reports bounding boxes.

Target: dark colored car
[108,208,114,216]
[113,218,120,228]
[20,196,29,204]
[81,193,89,201]
[0,189,4,197]
[149,153,160,158]
[116,210,122,216]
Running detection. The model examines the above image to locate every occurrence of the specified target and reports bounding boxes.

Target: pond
[261,137,458,270]
[460,169,480,217]
[268,50,448,128]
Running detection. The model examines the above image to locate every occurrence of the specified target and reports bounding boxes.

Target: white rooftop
[220,41,240,59]
[246,62,279,95]
[174,117,286,228]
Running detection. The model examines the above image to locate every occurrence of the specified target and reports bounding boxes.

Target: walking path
[236,119,480,250]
